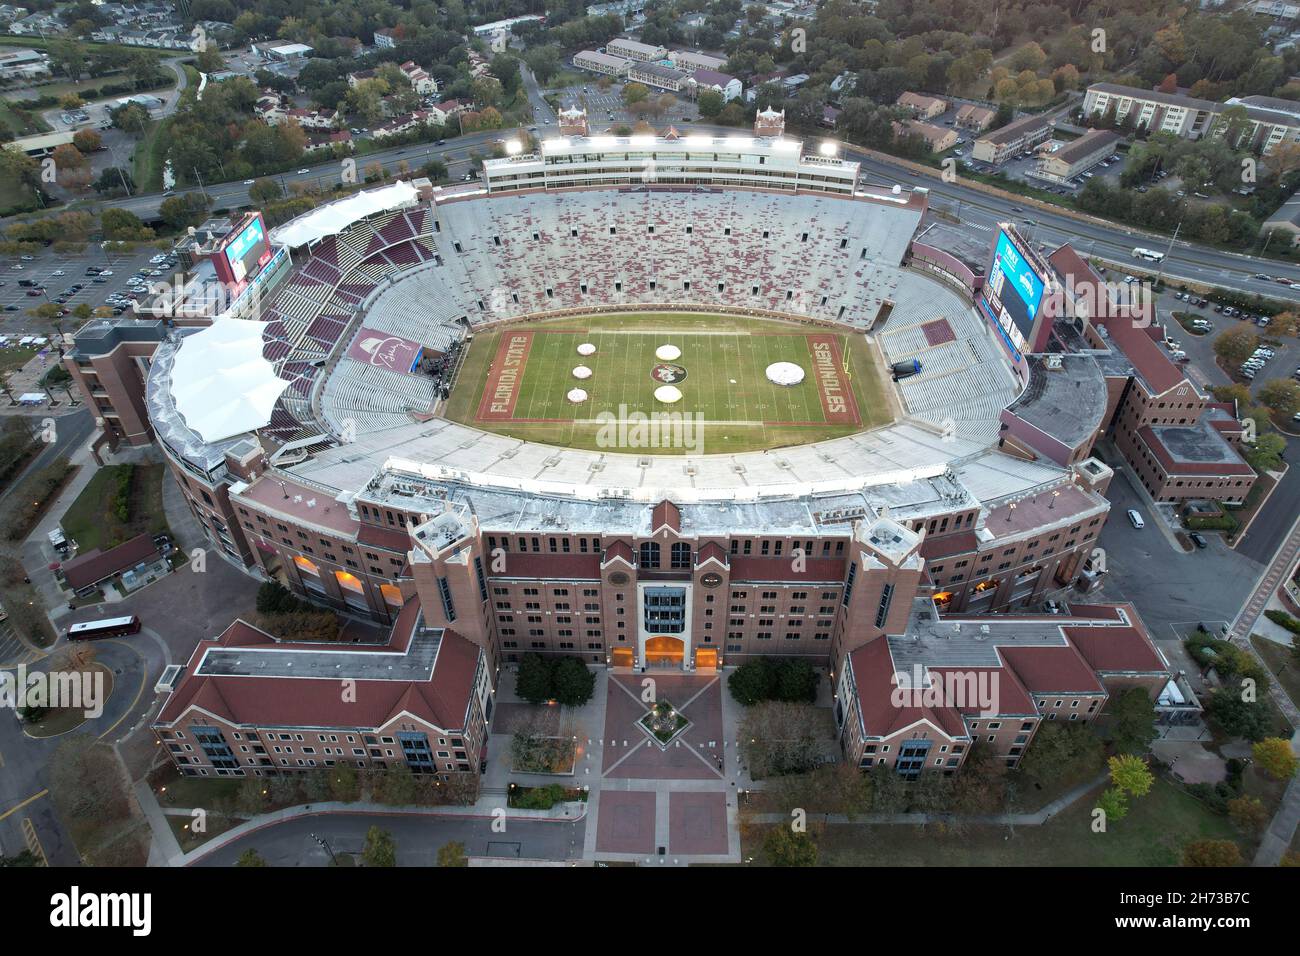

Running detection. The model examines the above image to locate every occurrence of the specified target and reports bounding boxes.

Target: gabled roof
[1000,644,1105,695]
[849,638,967,739]
[651,499,680,534]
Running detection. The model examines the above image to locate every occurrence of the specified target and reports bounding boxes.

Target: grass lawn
[167,813,246,853]
[0,96,49,138]
[747,777,1243,866]
[0,346,37,374]
[132,115,170,193]
[149,763,243,810]
[1249,633,1300,707]
[60,462,168,553]
[445,313,891,453]
[21,663,113,738]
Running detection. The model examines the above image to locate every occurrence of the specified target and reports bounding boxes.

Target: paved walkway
[746,771,1110,828]
[1226,510,1300,865]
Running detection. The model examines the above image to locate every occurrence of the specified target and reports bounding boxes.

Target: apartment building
[971,113,1053,164]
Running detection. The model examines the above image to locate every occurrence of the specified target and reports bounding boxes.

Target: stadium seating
[260,187,1016,441]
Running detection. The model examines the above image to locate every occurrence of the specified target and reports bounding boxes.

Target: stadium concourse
[140,121,1190,785]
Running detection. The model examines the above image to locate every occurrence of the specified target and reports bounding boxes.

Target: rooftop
[1004,353,1107,447]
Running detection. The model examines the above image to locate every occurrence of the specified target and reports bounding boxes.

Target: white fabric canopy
[572,365,593,379]
[654,385,683,403]
[766,361,806,386]
[170,319,290,442]
[270,181,419,248]
[567,388,588,403]
[577,343,596,356]
[655,344,681,361]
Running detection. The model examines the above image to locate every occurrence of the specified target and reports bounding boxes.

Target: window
[639,541,660,569]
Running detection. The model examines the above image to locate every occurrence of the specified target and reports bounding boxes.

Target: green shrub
[1264,609,1300,635]
[728,657,821,705]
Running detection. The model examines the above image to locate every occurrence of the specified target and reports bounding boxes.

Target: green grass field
[444,313,893,453]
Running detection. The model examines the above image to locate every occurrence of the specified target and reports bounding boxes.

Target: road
[0,407,93,505]
[194,811,586,866]
[48,111,1300,305]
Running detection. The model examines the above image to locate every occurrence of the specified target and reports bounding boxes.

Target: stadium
[143,112,1195,780]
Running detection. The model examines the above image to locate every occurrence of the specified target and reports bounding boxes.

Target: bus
[1132,247,1165,262]
[66,616,141,641]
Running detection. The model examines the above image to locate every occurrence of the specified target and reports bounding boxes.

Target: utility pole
[192,167,209,202]
[1153,220,1180,288]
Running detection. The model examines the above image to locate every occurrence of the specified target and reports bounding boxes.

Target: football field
[444,313,893,453]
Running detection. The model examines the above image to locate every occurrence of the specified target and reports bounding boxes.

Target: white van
[1127,509,1145,529]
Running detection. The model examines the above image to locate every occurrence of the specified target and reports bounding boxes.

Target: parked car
[1189,532,1207,550]
[1127,509,1145,529]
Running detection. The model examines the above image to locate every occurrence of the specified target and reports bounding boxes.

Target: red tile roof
[999,644,1105,695]
[157,612,481,732]
[62,534,161,591]
[603,540,634,566]
[1065,625,1166,675]
[849,639,967,739]
[697,541,728,566]
[651,499,680,534]
[1098,318,1187,397]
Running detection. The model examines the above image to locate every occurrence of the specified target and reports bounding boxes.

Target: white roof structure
[170,320,290,443]
[270,181,419,248]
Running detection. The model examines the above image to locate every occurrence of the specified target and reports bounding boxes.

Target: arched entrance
[645,635,685,668]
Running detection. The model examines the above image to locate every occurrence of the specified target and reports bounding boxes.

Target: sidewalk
[746,771,1109,828]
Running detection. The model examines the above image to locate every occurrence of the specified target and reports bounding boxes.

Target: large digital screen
[981,228,1046,353]
[221,214,271,284]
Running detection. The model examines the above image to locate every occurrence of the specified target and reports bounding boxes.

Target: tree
[437,841,468,867]
[236,848,268,867]
[373,766,419,805]
[515,653,554,704]
[1213,326,1259,365]
[158,193,211,231]
[1258,379,1300,417]
[328,762,360,803]
[551,656,595,706]
[1226,795,1269,834]
[1206,690,1272,741]
[93,168,136,197]
[1015,721,1104,782]
[1182,839,1242,867]
[621,82,650,108]
[697,89,724,118]
[1109,688,1157,755]
[739,701,826,778]
[1244,432,1286,473]
[1108,754,1154,798]
[762,825,817,866]
[1252,737,1298,780]
[1096,786,1129,822]
[72,129,101,154]
[101,207,150,239]
[248,177,283,205]
[361,826,396,867]
[728,657,776,705]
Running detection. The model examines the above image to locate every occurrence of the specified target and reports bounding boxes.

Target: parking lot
[0,245,178,335]
[1156,287,1300,406]
[552,76,700,130]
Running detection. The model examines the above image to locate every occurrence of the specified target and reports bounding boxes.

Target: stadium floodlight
[505,139,523,156]
[590,135,617,149]
[684,134,712,148]
[818,140,840,157]
[771,138,800,152]
[725,136,755,149]
[542,137,568,151]
[629,134,656,147]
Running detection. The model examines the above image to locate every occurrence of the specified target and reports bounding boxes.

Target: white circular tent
[567,388,588,403]
[170,319,290,442]
[655,344,681,361]
[577,343,596,356]
[765,362,806,386]
[654,385,683,403]
[572,365,593,380]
